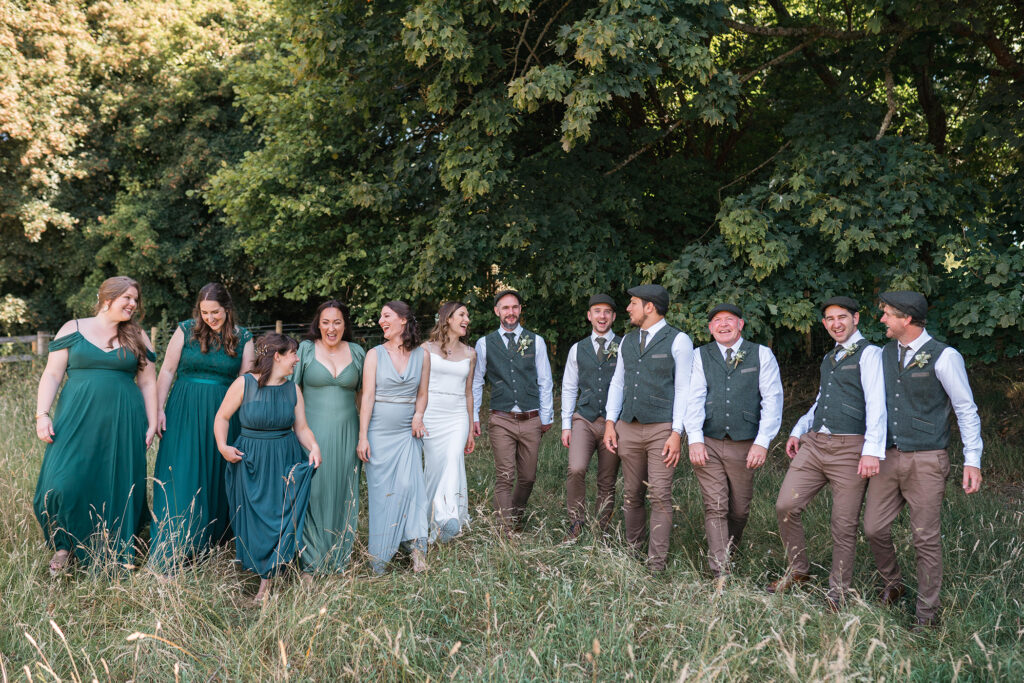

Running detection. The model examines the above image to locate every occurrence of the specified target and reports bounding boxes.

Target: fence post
[275,320,283,334]
[36,331,49,356]
[150,326,159,350]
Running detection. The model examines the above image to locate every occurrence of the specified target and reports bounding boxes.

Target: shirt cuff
[687,430,705,444]
[964,451,981,469]
[561,417,573,430]
[754,435,771,449]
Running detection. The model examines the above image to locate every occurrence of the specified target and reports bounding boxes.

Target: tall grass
[0,360,1021,680]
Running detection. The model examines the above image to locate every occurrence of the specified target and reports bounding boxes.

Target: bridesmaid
[294,300,366,578]
[34,276,158,572]
[421,302,476,543]
[357,301,429,574]
[148,283,254,573]
[216,333,321,603]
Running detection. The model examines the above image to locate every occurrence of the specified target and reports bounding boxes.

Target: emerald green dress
[226,374,315,578]
[33,330,156,566]
[293,339,365,573]
[148,320,251,571]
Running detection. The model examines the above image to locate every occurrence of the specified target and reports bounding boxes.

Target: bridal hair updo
[252,332,298,387]
[427,301,469,358]
[192,283,240,357]
[383,300,419,352]
[94,276,149,372]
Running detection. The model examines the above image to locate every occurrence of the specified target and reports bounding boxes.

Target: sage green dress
[33,330,156,566]
[293,339,366,574]
[226,374,315,578]
[148,320,251,572]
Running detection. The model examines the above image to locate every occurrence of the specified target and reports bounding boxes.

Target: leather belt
[491,409,539,421]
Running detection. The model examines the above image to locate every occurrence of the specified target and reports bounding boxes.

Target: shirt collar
[498,324,523,339]
[837,329,865,351]
[716,337,744,359]
[904,329,931,354]
[640,318,667,335]
[591,330,611,344]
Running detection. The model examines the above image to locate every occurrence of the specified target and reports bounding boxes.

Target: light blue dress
[366,345,428,574]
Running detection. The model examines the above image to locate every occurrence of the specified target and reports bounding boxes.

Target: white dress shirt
[790,330,887,458]
[560,331,617,430]
[897,330,983,468]
[472,324,554,425]
[684,338,784,449]
[604,318,694,434]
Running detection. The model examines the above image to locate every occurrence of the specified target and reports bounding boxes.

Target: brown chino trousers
[617,420,675,571]
[863,448,950,621]
[566,414,620,527]
[488,411,543,527]
[775,431,867,595]
[693,436,755,575]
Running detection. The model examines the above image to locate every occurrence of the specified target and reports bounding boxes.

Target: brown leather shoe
[879,584,906,606]
[765,572,811,594]
[562,520,584,544]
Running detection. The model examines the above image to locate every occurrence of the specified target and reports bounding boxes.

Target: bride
[421,302,476,542]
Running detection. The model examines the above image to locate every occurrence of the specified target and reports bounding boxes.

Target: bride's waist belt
[375,394,416,404]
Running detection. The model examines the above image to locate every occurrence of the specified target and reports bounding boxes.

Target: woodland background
[3,0,1023,357]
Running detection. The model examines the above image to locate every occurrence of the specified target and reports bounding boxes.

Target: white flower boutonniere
[516,335,533,356]
[606,341,619,359]
[728,348,747,369]
[909,351,932,369]
[845,340,862,355]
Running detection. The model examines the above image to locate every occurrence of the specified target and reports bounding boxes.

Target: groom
[473,290,554,534]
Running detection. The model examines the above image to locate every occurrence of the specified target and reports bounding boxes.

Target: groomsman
[864,291,982,629]
[473,290,554,533]
[560,294,622,541]
[684,304,784,581]
[603,284,693,573]
[769,296,886,610]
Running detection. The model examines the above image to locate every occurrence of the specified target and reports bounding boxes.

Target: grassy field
[0,359,1022,681]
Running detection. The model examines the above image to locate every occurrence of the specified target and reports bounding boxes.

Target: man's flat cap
[708,303,743,321]
[627,284,670,311]
[821,296,859,315]
[588,293,617,310]
[879,291,928,320]
[493,289,522,306]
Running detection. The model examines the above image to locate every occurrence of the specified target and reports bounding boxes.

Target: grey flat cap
[493,289,522,306]
[588,293,617,310]
[627,284,670,312]
[708,303,743,321]
[879,290,928,320]
[821,296,859,315]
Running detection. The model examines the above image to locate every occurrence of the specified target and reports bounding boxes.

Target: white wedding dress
[422,353,472,542]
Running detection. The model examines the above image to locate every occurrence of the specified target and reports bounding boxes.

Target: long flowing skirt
[422,394,470,542]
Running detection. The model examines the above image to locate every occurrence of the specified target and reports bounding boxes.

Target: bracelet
[35,411,50,419]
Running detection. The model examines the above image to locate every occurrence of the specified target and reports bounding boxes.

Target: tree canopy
[3,0,1022,360]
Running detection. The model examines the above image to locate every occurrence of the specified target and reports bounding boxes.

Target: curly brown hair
[252,332,298,387]
[427,301,469,357]
[192,283,240,357]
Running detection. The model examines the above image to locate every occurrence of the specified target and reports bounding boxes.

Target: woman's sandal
[48,550,71,576]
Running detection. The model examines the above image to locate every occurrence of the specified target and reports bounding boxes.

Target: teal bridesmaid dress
[225,374,315,578]
[148,320,251,571]
[33,329,156,566]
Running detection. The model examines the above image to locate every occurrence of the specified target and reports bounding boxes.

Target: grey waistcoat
[699,342,762,441]
[811,342,872,435]
[883,338,952,451]
[485,330,540,412]
[574,334,622,423]
[619,324,681,424]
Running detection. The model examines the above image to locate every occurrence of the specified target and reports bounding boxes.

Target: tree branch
[604,119,684,176]
[951,22,1024,80]
[740,38,816,83]
[875,66,896,140]
[724,18,882,40]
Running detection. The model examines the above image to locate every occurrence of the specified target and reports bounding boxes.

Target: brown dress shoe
[562,520,584,544]
[765,572,811,594]
[879,584,906,606]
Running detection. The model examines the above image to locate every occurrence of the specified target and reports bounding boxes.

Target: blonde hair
[427,301,469,357]
[94,276,149,371]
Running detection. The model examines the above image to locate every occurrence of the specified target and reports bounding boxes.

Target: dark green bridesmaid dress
[225,374,315,578]
[33,329,156,566]
[148,320,251,571]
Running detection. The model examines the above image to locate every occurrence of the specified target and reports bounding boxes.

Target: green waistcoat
[619,324,681,424]
[574,334,622,423]
[485,330,540,412]
[811,342,872,435]
[883,338,952,451]
[699,341,762,441]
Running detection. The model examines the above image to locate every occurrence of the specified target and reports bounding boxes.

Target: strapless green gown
[226,374,315,578]
[293,339,366,574]
[148,320,251,571]
[33,331,156,566]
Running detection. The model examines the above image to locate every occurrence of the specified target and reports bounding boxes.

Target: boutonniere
[728,348,747,369]
[909,351,931,369]
[845,340,862,355]
[606,341,619,359]
[516,335,533,356]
